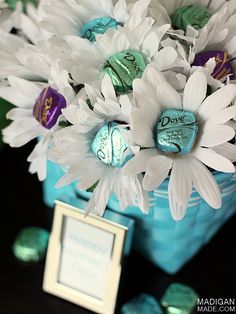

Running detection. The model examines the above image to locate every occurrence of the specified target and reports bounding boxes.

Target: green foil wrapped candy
[121,294,163,314]
[103,49,148,94]
[161,283,199,314]
[92,122,132,168]
[6,0,38,11]
[12,227,49,263]
[172,5,212,31]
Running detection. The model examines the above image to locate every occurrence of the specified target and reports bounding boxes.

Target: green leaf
[86,181,99,193]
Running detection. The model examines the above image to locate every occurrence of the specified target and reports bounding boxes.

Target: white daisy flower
[0,62,75,180]
[52,75,149,216]
[123,65,236,220]
[66,20,179,93]
[0,29,69,82]
[40,0,151,42]
[150,0,234,40]
[160,3,236,89]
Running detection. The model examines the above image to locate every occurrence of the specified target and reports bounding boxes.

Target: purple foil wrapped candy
[192,51,234,81]
[33,87,66,129]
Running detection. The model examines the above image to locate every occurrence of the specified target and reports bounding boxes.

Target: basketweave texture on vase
[44,161,236,274]
[1,0,236,275]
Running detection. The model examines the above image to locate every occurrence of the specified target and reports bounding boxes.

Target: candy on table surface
[103,49,148,94]
[192,50,234,82]
[6,0,38,11]
[12,227,49,263]
[33,87,67,129]
[172,5,212,32]
[156,109,198,155]
[80,17,120,42]
[92,122,132,168]
[161,283,199,314]
[121,293,164,314]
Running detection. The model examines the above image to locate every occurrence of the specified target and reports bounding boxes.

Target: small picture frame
[43,201,128,314]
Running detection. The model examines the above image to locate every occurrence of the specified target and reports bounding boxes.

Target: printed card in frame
[43,201,127,314]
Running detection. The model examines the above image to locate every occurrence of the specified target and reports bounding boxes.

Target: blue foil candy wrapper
[92,122,132,167]
[80,17,119,42]
[156,109,198,155]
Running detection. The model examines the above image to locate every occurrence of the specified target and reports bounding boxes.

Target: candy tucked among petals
[172,5,212,32]
[6,0,38,11]
[156,109,198,155]
[80,17,120,42]
[92,122,132,167]
[103,50,148,94]
[33,87,66,129]
[192,51,234,81]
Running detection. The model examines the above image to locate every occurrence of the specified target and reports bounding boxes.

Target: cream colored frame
[43,201,127,314]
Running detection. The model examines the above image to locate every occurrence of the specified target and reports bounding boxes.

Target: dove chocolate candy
[103,49,148,94]
[33,87,66,129]
[156,109,198,155]
[92,122,132,167]
[80,17,119,42]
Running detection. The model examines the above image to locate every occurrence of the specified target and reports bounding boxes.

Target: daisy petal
[183,72,207,112]
[199,125,235,147]
[186,158,221,209]
[197,84,236,122]
[143,155,173,191]
[101,74,116,102]
[122,148,157,176]
[154,46,177,71]
[168,158,192,221]
[156,82,182,109]
[193,147,235,173]
[213,143,236,162]
[203,106,236,129]
[85,169,116,216]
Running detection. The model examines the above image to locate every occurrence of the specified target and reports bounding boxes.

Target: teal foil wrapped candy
[156,109,198,154]
[103,50,148,94]
[92,122,132,167]
[172,5,212,31]
[80,17,119,42]
[12,227,49,263]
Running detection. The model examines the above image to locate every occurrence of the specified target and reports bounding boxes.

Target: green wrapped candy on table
[12,227,49,263]
[161,283,199,314]
[121,293,163,314]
